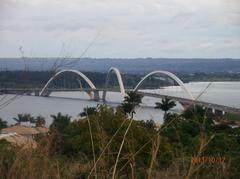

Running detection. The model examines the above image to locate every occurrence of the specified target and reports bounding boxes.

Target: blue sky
[0,0,240,58]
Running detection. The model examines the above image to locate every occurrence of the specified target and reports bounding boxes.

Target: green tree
[79,107,97,117]
[13,114,35,125]
[50,113,71,133]
[140,119,156,130]
[155,97,176,120]
[0,118,7,130]
[35,116,46,127]
[121,91,142,118]
[182,105,214,131]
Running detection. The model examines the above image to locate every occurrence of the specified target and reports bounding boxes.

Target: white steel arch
[102,67,126,101]
[39,69,96,97]
[133,70,194,100]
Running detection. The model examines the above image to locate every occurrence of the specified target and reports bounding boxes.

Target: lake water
[0,81,239,126]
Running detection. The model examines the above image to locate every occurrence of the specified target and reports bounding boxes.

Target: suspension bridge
[1,67,240,115]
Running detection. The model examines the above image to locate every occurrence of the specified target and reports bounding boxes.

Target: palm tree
[35,116,46,127]
[121,102,135,117]
[79,107,97,117]
[13,114,24,124]
[13,114,35,125]
[121,91,142,118]
[29,116,36,125]
[155,97,176,120]
[124,91,142,104]
[0,118,7,130]
[50,113,71,133]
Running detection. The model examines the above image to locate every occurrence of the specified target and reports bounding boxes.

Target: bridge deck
[136,91,240,115]
[1,88,239,115]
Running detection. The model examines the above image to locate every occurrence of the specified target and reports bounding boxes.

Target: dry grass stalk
[184,109,215,179]
[86,109,97,179]
[112,118,134,179]
[147,134,161,179]
[88,118,128,178]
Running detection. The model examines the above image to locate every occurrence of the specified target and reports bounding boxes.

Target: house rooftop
[0,132,37,148]
[1,125,49,135]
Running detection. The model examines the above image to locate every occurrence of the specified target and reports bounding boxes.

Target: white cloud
[0,0,239,58]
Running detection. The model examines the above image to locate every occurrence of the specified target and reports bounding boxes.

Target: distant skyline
[0,0,240,58]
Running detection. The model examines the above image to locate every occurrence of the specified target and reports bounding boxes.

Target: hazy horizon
[1,58,240,73]
[0,57,240,60]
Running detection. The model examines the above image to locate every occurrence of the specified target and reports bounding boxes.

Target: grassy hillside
[0,105,240,178]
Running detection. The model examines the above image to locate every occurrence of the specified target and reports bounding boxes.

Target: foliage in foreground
[0,105,240,178]
[0,118,7,130]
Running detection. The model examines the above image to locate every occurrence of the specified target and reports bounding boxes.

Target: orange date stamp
[191,156,226,164]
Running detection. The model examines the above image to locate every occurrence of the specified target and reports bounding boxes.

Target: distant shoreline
[0,58,240,74]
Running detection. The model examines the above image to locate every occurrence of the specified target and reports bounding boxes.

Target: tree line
[0,92,240,178]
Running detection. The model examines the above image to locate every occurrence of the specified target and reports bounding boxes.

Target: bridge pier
[41,91,50,97]
[212,108,215,114]
[34,90,40,96]
[93,90,100,101]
